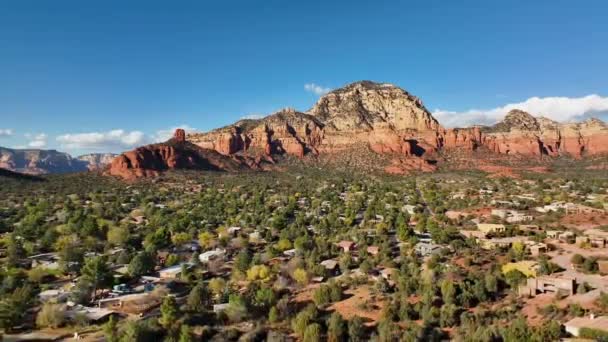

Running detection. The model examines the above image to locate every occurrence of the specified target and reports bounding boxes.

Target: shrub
[36,303,66,328]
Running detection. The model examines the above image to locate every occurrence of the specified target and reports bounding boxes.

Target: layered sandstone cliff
[76,153,118,171]
[117,81,607,178]
[107,129,272,180]
[475,111,608,158]
[189,81,442,174]
[0,147,91,174]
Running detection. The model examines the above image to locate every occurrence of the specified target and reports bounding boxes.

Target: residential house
[477,223,506,234]
[564,315,608,337]
[199,249,226,263]
[320,259,340,276]
[335,241,355,253]
[519,275,576,297]
[491,209,532,223]
[366,246,380,256]
[415,242,443,257]
[158,263,194,279]
[28,253,60,270]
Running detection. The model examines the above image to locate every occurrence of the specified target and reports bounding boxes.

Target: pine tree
[159,296,179,331]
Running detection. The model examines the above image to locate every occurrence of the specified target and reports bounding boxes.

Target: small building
[366,246,380,256]
[584,229,608,248]
[402,205,416,215]
[158,263,193,279]
[519,224,540,232]
[199,249,226,263]
[320,259,340,276]
[28,253,60,270]
[415,242,443,257]
[283,249,297,258]
[564,315,608,337]
[445,210,466,220]
[460,230,488,240]
[575,236,590,246]
[566,204,606,215]
[39,289,69,303]
[213,303,230,313]
[519,275,576,297]
[67,306,119,324]
[477,223,506,234]
[335,241,355,253]
[528,243,547,256]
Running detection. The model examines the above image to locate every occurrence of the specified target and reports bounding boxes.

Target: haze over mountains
[0,147,116,175]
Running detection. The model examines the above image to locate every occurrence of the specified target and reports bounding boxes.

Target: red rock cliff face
[190,108,324,158]
[189,82,442,165]
[119,82,608,178]
[474,112,608,158]
[107,129,268,180]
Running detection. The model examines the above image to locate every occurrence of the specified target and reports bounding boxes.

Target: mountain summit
[107,81,608,179]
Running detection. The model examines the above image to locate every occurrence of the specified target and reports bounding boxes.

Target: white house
[198,249,226,263]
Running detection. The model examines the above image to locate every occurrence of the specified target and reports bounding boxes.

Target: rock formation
[116,81,608,178]
[0,147,90,174]
[76,153,118,171]
[475,111,608,158]
[107,129,272,180]
[189,81,443,174]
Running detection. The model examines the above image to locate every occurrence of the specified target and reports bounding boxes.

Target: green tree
[36,303,66,328]
[159,296,179,331]
[208,277,227,298]
[484,273,498,296]
[292,306,317,338]
[186,282,211,312]
[303,323,322,342]
[501,316,531,342]
[0,285,35,332]
[328,312,345,342]
[120,320,142,342]
[348,316,365,342]
[107,226,129,246]
[5,234,25,267]
[293,268,309,285]
[268,306,279,323]
[440,304,458,327]
[178,325,194,342]
[128,251,155,277]
[81,256,113,301]
[441,280,456,305]
[504,270,526,290]
[103,316,119,342]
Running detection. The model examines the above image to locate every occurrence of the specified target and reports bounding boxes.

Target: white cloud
[240,114,264,120]
[27,133,47,148]
[304,83,331,96]
[57,130,147,151]
[434,94,608,128]
[0,129,13,137]
[154,124,197,142]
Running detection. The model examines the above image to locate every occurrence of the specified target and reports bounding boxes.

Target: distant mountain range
[106,80,608,179]
[6,81,607,179]
[0,147,116,175]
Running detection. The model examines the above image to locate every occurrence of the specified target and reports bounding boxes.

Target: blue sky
[1,0,607,155]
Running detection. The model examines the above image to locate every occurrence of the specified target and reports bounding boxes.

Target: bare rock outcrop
[0,147,90,174]
[126,81,608,177]
[107,129,269,180]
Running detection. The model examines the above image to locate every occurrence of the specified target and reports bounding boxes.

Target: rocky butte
[107,129,274,180]
[108,81,608,179]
